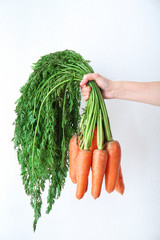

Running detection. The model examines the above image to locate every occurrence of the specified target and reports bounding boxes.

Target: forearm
[111,81,160,106]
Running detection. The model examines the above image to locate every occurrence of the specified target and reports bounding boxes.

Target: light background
[0,0,160,239]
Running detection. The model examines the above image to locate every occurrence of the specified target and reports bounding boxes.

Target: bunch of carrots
[69,80,125,199]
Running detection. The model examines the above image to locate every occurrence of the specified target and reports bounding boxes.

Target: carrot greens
[13,50,94,231]
[13,49,114,231]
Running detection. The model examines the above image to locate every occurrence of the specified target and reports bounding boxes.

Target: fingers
[80,73,101,87]
[81,84,91,101]
[80,73,102,101]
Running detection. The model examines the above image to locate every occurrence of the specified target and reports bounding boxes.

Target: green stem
[97,109,103,150]
[61,84,68,167]
[84,82,99,148]
[93,81,113,142]
[33,72,73,116]
[59,64,86,75]
[31,79,71,176]
[79,81,99,150]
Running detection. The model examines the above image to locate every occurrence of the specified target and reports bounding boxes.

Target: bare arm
[80,73,160,106]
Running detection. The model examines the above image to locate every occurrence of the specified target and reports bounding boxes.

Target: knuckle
[94,73,99,78]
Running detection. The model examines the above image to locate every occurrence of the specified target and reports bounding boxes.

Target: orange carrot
[105,140,121,193]
[69,135,79,184]
[91,149,108,199]
[89,126,97,152]
[85,179,88,193]
[76,150,92,199]
[115,165,125,195]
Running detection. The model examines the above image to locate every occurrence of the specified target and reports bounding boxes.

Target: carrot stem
[93,81,113,142]
[79,81,99,150]
[78,80,113,152]
[97,110,103,150]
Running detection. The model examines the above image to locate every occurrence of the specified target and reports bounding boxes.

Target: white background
[0,0,160,239]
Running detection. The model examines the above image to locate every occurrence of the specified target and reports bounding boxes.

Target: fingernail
[80,79,85,86]
[80,76,86,86]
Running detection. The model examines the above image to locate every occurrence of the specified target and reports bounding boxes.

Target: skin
[91,149,108,199]
[105,141,121,193]
[69,135,79,184]
[115,165,125,195]
[76,150,92,199]
[80,73,160,106]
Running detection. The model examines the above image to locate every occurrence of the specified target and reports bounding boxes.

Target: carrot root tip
[92,195,99,199]
[76,194,84,200]
[106,189,114,194]
[72,180,77,184]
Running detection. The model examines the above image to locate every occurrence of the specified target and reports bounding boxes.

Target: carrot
[115,165,125,195]
[69,128,97,186]
[91,149,108,199]
[76,150,92,199]
[85,179,88,193]
[105,140,121,193]
[69,135,79,184]
[89,126,97,152]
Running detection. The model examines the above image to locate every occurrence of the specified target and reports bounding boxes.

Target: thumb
[80,73,99,86]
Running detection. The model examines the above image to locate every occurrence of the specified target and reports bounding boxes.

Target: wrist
[103,80,124,99]
[111,81,125,99]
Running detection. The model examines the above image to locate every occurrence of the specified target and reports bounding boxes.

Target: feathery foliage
[12,50,94,231]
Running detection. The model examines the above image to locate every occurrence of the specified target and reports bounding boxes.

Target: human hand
[80,73,113,101]
[80,73,160,106]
